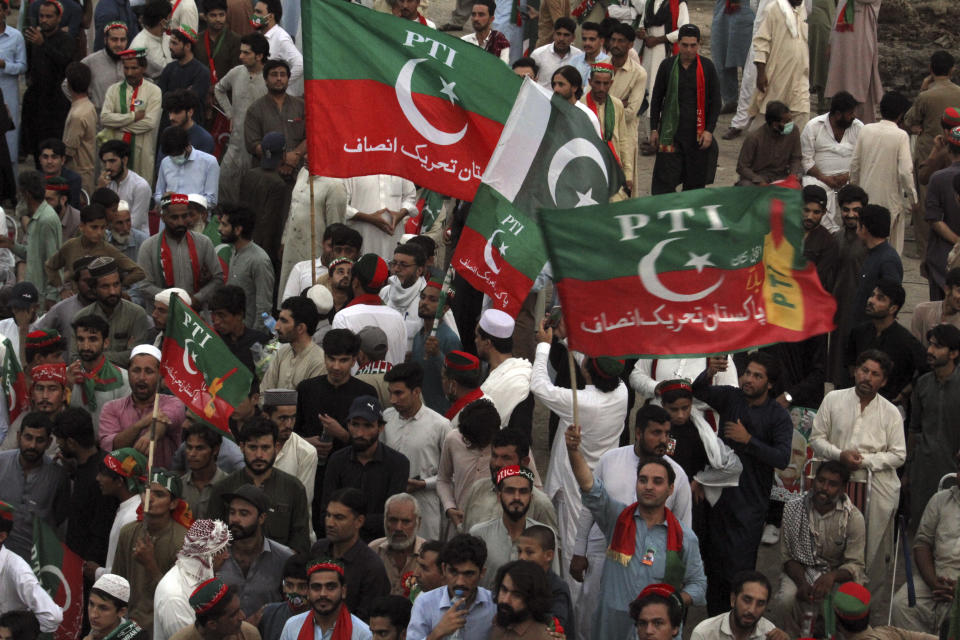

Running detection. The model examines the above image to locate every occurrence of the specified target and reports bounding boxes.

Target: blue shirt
[408,586,495,640]
[411,322,462,415]
[93,0,138,51]
[279,610,371,640]
[0,27,27,92]
[154,147,220,206]
[156,123,215,169]
[570,51,611,89]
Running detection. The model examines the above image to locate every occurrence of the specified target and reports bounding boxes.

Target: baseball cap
[9,282,39,309]
[347,395,383,423]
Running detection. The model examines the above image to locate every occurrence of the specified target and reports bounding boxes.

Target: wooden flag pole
[567,349,579,427]
[310,173,318,286]
[143,391,160,512]
[428,264,456,340]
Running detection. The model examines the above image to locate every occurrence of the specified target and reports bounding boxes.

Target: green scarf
[835,0,854,31]
[81,356,125,411]
[658,55,705,152]
[103,619,144,640]
[118,82,137,167]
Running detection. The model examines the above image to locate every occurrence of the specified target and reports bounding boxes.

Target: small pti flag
[539,180,837,357]
[1,337,28,422]
[160,294,252,439]
[301,0,522,200]
[450,78,623,316]
[32,517,83,640]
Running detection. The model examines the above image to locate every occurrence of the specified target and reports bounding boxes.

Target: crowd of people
[0,0,956,638]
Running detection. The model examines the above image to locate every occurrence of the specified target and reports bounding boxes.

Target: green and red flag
[80,355,125,411]
[160,294,252,439]
[451,78,623,316]
[301,0,522,201]
[1,337,28,422]
[539,180,836,357]
[32,517,83,640]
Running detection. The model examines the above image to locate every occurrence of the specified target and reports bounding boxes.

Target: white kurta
[480,356,533,428]
[572,445,691,640]
[800,113,864,232]
[129,29,173,78]
[153,566,195,640]
[0,546,63,632]
[732,0,774,130]
[101,79,163,188]
[332,303,408,366]
[279,170,347,293]
[263,25,304,96]
[639,0,690,95]
[849,119,917,254]
[344,175,417,261]
[382,404,452,540]
[749,0,809,116]
[533,343,629,581]
[275,431,318,538]
[629,355,738,426]
[809,387,905,574]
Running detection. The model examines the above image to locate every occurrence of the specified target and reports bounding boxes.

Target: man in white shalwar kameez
[748,0,810,130]
[476,309,534,429]
[809,349,905,606]
[344,174,417,261]
[531,322,628,589]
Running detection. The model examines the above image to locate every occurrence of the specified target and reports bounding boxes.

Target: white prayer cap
[479,309,514,339]
[401,233,417,244]
[306,284,333,315]
[155,287,191,308]
[118,199,130,212]
[92,574,130,604]
[130,344,162,362]
[187,194,208,210]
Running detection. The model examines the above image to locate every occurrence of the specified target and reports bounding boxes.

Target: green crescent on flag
[301,0,522,200]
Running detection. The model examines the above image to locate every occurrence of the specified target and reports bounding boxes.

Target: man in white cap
[151,287,192,348]
[476,308,533,428]
[87,573,146,639]
[306,284,334,344]
[186,194,220,247]
[153,519,232,640]
[98,345,186,469]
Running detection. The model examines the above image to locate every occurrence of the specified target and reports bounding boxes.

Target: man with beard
[160,89,214,159]
[173,578,258,640]
[735,102,802,187]
[412,279,462,415]
[381,243,428,346]
[382,363,451,539]
[156,25,210,130]
[258,553,311,640]
[321,396,410,542]
[219,205,274,328]
[845,280,926,401]
[44,175,80,240]
[262,296,325,391]
[74,257,152,367]
[581,62,634,198]
[800,91,863,233]
[570,405,691,640]
[154,519,232,640]
[244,60,305,180]
[100,49,163,185]
[68,315,130,426]
[179,423,230,518]
[279,559,372,639]
[21,1,74,159]
[150,287,192,347]
[907,324,960,526]
[74,22,128,112]
[490,560,555,639]
[52,408,119,568]
[28,363,70,420]
[912,269,960,345]
[197,0,241,88]
[208,417,311,553]
[104,198,148,273]
[98,345,186,468]
[328,256,355,316]
[0,173,60,306]
[218,484,295,618]
[691,571,789,640]
[264,388,317,524]
[810,349,905,608]
[462,428,555,533]
[34,257,96,353]
[413,540,446,598]
[368,493,427,596]
[460,0,510,62]
[250,0,302,96]
[774,462,865,636]
[0,412,69,559]
[471,466,559,590]
[692,352,792,615]
[851,206,903,329]
[97,142,152,236]
[801,185,838,291]
[138,193,223,310]
[310,487,391,622]
[828,185,869,383]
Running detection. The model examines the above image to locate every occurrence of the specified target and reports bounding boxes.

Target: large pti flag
[301,0,522,200]
[451,79,624,316]
[160,294,252,439]
[1,337,28,422]
[32,517,83,640]
[540,181,837,357]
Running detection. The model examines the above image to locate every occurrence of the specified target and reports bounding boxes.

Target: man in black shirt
[846,279,927,403]
[295,328,377,535]
[210,285,270,374]
[321,396,409,542]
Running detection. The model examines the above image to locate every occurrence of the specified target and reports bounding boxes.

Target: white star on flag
[684,252,715,273]
[574,188,597,207]
[439,78,459,104]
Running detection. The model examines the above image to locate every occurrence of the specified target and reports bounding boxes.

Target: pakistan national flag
[33,517,83,640]
[301,0,522,200]
[160,294,252,438]
[451,78,624,316]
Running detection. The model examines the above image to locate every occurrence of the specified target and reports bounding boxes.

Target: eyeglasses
[389,260,415,269]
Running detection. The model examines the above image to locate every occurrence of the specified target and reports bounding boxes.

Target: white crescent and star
[395,58,467,146]
[546,138,609,206]
[37,564,71,610]
[638,238,724,302]
[483,229,503,274]
[182,339,199,375]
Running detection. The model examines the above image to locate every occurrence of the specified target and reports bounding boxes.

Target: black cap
[221,484,273,514]
[9,282,39,309]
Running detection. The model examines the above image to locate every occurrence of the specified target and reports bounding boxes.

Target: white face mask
[781,122,795,136]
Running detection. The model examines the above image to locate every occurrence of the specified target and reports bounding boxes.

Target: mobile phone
[546,305,562,329]
[665,437,677,456]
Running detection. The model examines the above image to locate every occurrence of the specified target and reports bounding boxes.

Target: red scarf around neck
[159,230,200,290]
[297,605,353,640]
[445,387,484,421]
[345,293,385,308]
[607,505,685,589]
[669,0,680,54]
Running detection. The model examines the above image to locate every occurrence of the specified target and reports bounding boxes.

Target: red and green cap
[833,582,870,620]
[589,357,624,379]
[117,48,147,60]
[591,61,615,76]
[173,24,198,44]
[0,500,14,522]
[150,469,183,498]
[103,448,148,493]
[26,328,61,350]
[307,558,345,577]
[444,350,479,371]
[103,21,128,33]
[189,577,230,614]
[655,378,693,397]
[354,254,389,290]
[949,126,960,148]
[45,175,70,192]
[942,107,960,129]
